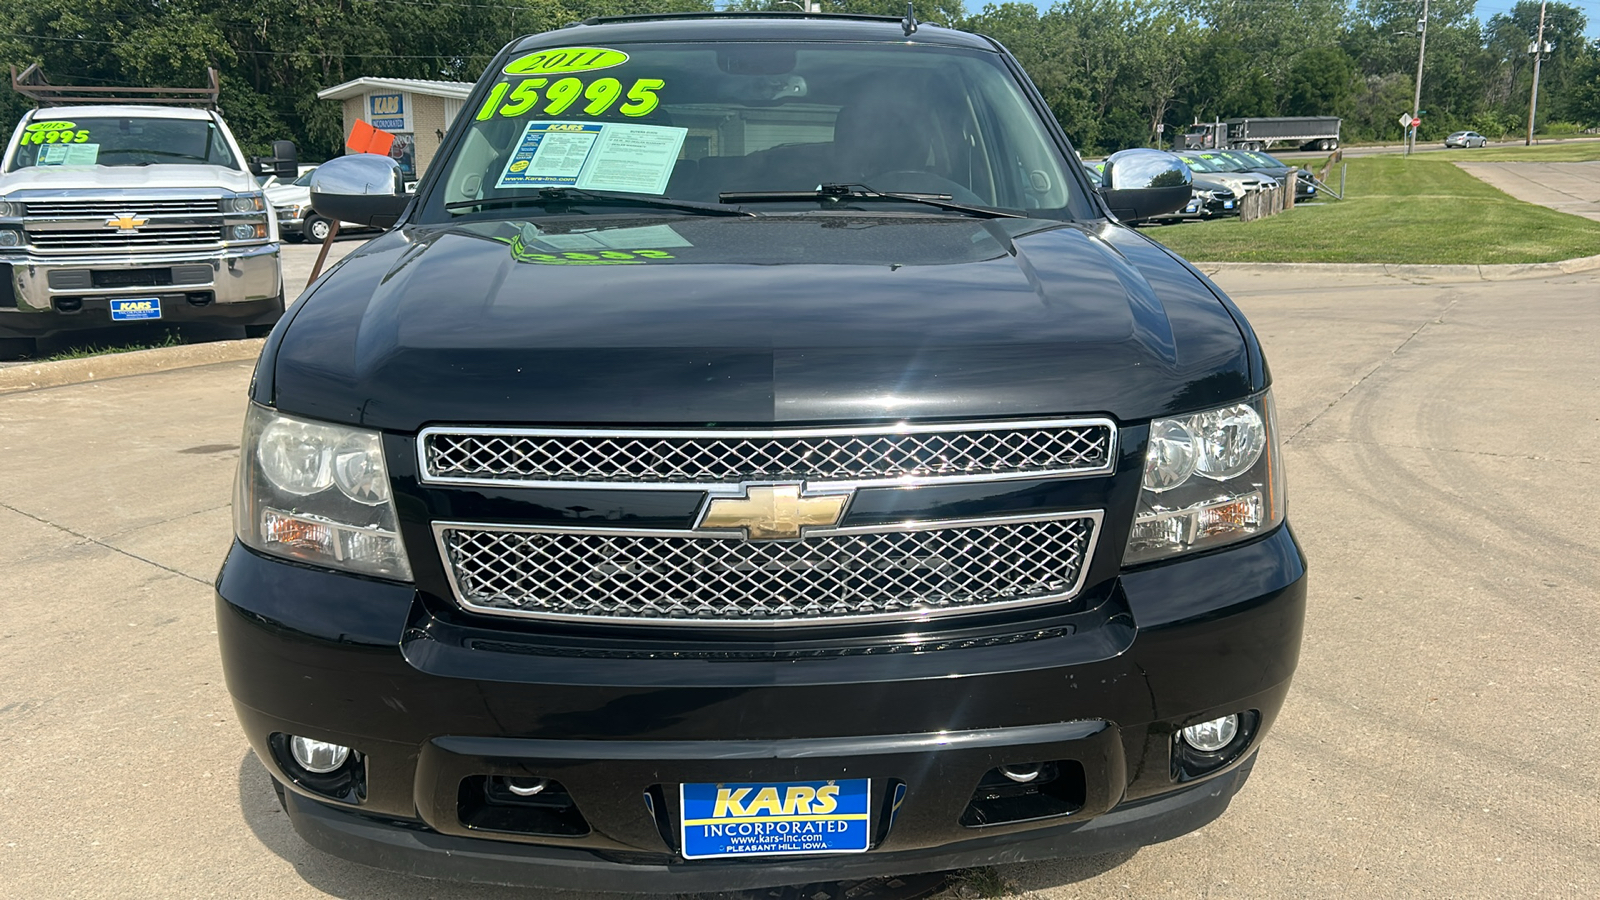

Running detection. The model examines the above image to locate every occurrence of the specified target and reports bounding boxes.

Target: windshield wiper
[446,188,754,217]
[720,183,1026,219]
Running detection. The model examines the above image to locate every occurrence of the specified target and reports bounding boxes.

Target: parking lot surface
[1455,160,1600,223]
[0,265,1595,898]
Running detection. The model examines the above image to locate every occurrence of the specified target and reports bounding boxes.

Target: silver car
[1445,131,1488,149]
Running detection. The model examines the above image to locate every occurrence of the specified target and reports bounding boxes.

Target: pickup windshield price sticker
[496,120,687,195]
[504,47,629,76]
[21,121,91,145]
[679,779,871,860]
[476,75,665,120]
[37,143,100,166]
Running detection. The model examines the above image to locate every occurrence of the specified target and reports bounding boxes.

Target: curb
[0,338,263,396]
[1194,252,1600,282]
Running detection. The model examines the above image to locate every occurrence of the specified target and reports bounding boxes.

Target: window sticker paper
[496,121,687,195]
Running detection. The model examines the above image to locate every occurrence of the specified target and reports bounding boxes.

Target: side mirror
[250,140,299,180]
[1099,149,1192,223]
[309,154,411,229]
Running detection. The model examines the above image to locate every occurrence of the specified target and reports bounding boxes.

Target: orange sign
[346,119,395,156]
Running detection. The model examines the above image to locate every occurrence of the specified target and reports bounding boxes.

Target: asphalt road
[1,264,1596,898]
[1274,134,1600,160]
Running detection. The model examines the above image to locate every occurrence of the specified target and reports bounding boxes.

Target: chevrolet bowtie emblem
[106,214,148,233]
[699,484,849,541]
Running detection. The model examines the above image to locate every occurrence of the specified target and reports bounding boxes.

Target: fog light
[0,228,21,247]
[289,735,351,774]
[1181,715,1240,752]
[230,223,261,241]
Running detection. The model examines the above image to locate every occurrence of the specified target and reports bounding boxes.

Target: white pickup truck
[0,103,288,358]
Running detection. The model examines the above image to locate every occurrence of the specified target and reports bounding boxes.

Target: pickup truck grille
[22,199,222,216]
[421,420,1115,487]
[26,226,224,250]
[437,514,1099,626]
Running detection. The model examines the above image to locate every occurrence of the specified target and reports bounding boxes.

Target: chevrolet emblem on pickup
[217,11,1307,894]
[105,213,147,232]
[699,484,851,540]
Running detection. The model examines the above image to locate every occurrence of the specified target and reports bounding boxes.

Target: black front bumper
[282,754,1255,892]
[217,524,1305,892]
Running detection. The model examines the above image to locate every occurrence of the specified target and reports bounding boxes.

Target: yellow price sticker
[477,76,664,121]
[504,47,629,76]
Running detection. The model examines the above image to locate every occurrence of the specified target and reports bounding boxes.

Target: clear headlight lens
[0,199,16,217]
[0,228,21,248]
[235,404,411,580]
[1125,392,1284,565]
[230,192,266,212]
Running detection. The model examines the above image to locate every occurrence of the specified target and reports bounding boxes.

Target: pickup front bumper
[217,522,1306,892]
[0,243,282,339]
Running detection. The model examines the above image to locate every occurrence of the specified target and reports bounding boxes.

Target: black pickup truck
[219,12,1306,893]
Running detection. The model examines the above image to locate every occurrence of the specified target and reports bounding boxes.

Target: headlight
[0,228,21,248]
[235,404,412,580]
[230,223,267,241]
[230,192,266,213]
[0,199,16,217]
[1124,392,1284,565]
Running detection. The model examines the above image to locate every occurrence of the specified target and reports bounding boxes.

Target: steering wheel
[865,170,988,207]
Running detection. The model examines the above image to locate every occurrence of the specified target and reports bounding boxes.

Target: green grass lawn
[1149,152,1600,264]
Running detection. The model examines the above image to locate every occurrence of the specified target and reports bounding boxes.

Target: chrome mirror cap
[309,154,410,228]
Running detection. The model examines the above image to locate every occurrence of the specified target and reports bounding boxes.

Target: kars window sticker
[496,120,687,195]
[37,143,100,166]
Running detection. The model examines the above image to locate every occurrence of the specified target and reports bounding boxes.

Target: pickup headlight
[234,404,412,580]
[0,199,17,217]
[229,192,267,213]
[1124,392,1285,565]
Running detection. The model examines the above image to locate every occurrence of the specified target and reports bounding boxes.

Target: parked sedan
[1445,131,1488,149]
[1215,150,1318,202]
[1174,152,1277,197]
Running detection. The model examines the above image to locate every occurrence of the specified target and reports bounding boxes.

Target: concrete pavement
[0,267,1596,898]
[1456,160,1600,223]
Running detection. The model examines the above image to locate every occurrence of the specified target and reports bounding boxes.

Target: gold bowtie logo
[700,484,849,541]
[106,214,148,232]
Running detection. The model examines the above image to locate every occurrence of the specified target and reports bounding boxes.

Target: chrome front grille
[26,226,224,249]
[436,514,1101,626]
[23,199,221,216]
[421,420,1115,488]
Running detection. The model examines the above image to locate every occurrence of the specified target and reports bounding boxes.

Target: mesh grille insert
[439,516,1098,625]
[424,422,1113,486]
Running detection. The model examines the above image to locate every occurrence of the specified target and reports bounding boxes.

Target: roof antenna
[902,2,918,36]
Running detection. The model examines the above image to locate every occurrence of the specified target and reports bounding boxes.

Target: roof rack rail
[11,64,221,109]
[577,12,905,27]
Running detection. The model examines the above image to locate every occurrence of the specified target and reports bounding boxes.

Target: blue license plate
[110,298,161,321]
[1224,201,1235,209]
[679,779,871,859]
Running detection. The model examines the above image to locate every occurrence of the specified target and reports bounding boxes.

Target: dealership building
[316,77,474,178]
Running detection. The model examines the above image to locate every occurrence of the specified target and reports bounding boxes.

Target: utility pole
[1526,1,1548,146]
[1409,0,1429,156]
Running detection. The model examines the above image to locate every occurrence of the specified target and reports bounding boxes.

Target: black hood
[263,215,1255,432]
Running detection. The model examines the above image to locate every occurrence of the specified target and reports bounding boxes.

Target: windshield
[292,168,317,187]
[1178,153,1223,174]
[11,116,237,169]
[425,41,1086,221]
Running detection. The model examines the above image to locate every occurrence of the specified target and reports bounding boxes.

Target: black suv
[219,13,1305,893]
